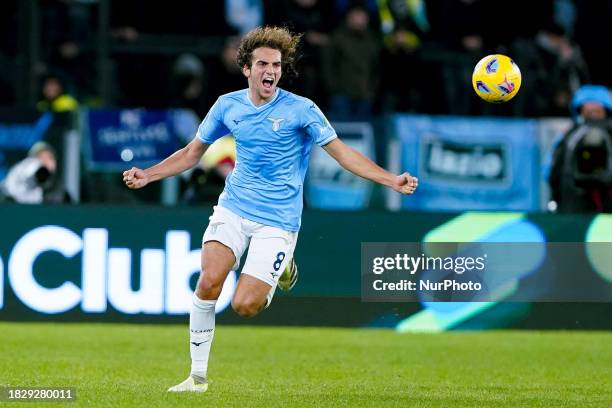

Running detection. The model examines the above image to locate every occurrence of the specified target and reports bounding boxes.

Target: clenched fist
[122,167,150,189]
[392,172,418,195]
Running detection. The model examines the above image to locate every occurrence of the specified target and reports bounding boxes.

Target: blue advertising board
[83,109,183,170]
[306,122,375,209]
[386,115,540,211]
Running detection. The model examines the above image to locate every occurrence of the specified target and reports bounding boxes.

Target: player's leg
[169,207,248,392]
[232,226,298,315]
[231,273,275,317]
[168,241,235,393]
[191,241,234,375]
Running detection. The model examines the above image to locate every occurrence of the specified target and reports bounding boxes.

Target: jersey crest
[268,117,284,132]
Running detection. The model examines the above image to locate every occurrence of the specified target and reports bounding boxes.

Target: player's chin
[261,85,275,95]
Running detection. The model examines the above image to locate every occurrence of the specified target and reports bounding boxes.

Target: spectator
[206,36,247,110]
[264,0,335,100]
[40,0,98,105]
[323,5,381,120]
[425,0,487,115]
[171,54,208,118]
[548,85,612,212]
[110,0,235,108]
[36,74,79,113]
[334,0,379,25]
[376,0,429,112]
[511,22,590,117]
[1,142,71,204]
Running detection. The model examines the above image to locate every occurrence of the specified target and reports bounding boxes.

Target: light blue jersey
[196,88,337,231]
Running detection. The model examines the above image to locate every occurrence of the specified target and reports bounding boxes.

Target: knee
[231,298,263,318]
[196,272,224,300]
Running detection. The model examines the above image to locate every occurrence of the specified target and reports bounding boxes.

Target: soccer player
[123,26,418,393]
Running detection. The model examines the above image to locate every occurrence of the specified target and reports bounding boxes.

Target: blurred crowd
[0,0,611,211]
[0,0,610,119]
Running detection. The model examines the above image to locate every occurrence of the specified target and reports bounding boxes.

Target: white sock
[190,294,216,378]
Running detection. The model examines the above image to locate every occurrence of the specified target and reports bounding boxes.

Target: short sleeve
[302,101,337,146]
[195,98,231,145]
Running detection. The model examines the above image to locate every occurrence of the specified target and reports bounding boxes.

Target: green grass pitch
[0,322,610,407]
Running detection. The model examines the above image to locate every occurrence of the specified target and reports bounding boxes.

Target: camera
[550,119,612,212]
[34,164,52,186]
[572,121,612,187]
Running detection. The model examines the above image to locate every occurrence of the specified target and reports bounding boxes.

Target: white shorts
[202,206,299,287]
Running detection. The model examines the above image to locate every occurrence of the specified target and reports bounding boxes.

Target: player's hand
[122,167,149,189]
[392,172,418,195]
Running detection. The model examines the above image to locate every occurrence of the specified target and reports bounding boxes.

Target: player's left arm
[322,138,418,195]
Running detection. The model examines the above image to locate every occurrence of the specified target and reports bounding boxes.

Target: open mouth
[262,78,274,89]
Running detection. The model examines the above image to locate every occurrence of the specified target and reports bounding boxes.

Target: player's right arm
[123,137,209,189]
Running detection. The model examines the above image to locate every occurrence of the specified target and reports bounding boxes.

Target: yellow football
[472,54,522,103]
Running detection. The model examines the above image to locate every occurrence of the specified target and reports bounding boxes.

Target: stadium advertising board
[83,109,181,171]
[0,204,234,320]
[306,122,375,209]
[1,225,236,315]
[0,205,611,327]
[386,115,540,211]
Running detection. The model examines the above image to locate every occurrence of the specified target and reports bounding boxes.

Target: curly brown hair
[236,26,302,79]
